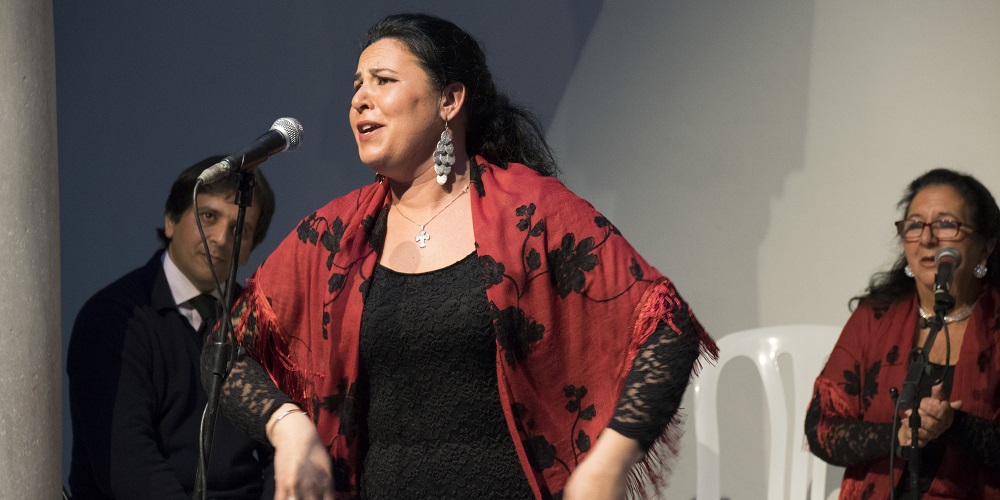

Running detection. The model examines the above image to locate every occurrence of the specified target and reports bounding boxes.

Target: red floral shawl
[234,159,716,498]
[812,286,1000,499]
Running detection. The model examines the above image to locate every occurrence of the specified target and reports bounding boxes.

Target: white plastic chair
[694,324,842,500]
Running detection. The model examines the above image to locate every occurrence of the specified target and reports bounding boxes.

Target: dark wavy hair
[157,155,275,250]
[361,13,558,177]
[853,168,1000,309]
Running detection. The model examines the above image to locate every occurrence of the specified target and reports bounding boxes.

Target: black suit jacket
[67,251,272,499]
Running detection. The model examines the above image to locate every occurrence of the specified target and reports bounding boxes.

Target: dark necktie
[189,293,219,338]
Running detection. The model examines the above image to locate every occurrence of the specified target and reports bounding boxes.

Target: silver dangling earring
[433,122,455,186]
[974,263,988,279]
[904,265,914,278]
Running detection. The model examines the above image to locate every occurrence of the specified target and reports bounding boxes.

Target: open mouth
[919,255,936,268]
[357,122,383,138]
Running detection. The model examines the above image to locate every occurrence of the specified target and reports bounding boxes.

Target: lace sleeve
[943,410,1000,469]
[609,316,701,450]
[203,299,294,444]
[804,390,894,466]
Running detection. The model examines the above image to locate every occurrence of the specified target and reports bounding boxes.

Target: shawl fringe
[625,279,718,499]
[634,279,719,373]
[812,376,853,450]
[839,479,869,500]
[237,278,309,405]
[626,412,685,499]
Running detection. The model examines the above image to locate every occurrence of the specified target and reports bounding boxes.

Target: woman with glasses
[805,168,1000,498]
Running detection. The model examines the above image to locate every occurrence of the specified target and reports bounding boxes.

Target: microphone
[198,117,303,184]
[933,246,961,312]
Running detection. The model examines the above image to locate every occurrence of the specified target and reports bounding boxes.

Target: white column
[0,0,62,496]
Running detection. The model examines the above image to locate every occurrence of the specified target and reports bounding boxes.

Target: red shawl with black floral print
[811,287,1000,498]
[233,158,716,498]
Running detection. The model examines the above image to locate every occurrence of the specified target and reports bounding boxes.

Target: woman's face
[902,184,989,302]
[350,38,443,180]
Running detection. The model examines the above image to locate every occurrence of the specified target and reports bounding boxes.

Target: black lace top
[214,252,699,496]
[356,253,533,499]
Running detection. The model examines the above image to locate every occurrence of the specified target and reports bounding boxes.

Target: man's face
[164,192,261,292]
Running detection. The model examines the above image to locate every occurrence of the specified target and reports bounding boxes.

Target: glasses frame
[894,219,974,242]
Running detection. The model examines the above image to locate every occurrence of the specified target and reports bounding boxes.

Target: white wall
[549,1,1000,498]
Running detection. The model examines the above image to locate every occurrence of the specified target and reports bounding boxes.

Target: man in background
[67,156,276,499]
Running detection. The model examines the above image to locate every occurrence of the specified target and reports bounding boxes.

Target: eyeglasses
[894,219,972,241]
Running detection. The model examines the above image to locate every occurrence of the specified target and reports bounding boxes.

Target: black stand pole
[193,170,256,500]
[896,277,955,498]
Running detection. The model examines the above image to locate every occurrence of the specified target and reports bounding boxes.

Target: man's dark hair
[157,155,276,249]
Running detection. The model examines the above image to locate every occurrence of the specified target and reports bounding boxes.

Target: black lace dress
[215,252,700,498]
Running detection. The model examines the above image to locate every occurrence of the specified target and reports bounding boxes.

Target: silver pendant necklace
[393,183,470,248]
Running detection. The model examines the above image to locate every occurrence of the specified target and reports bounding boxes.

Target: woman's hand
[268,403,334,500]
[563,429,642,500]
[898,383,962,448]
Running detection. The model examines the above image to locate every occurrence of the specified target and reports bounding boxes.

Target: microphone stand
[194,169,257,500]
[897,280,954,497]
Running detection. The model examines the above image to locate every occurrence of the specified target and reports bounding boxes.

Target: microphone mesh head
[271,117,304,151]
[935,246,962,267]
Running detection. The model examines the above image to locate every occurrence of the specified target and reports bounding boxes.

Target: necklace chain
[393,183,470,248]
[918,301,976,325]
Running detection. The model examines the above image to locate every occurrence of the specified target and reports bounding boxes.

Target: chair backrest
[694,324,842,500]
